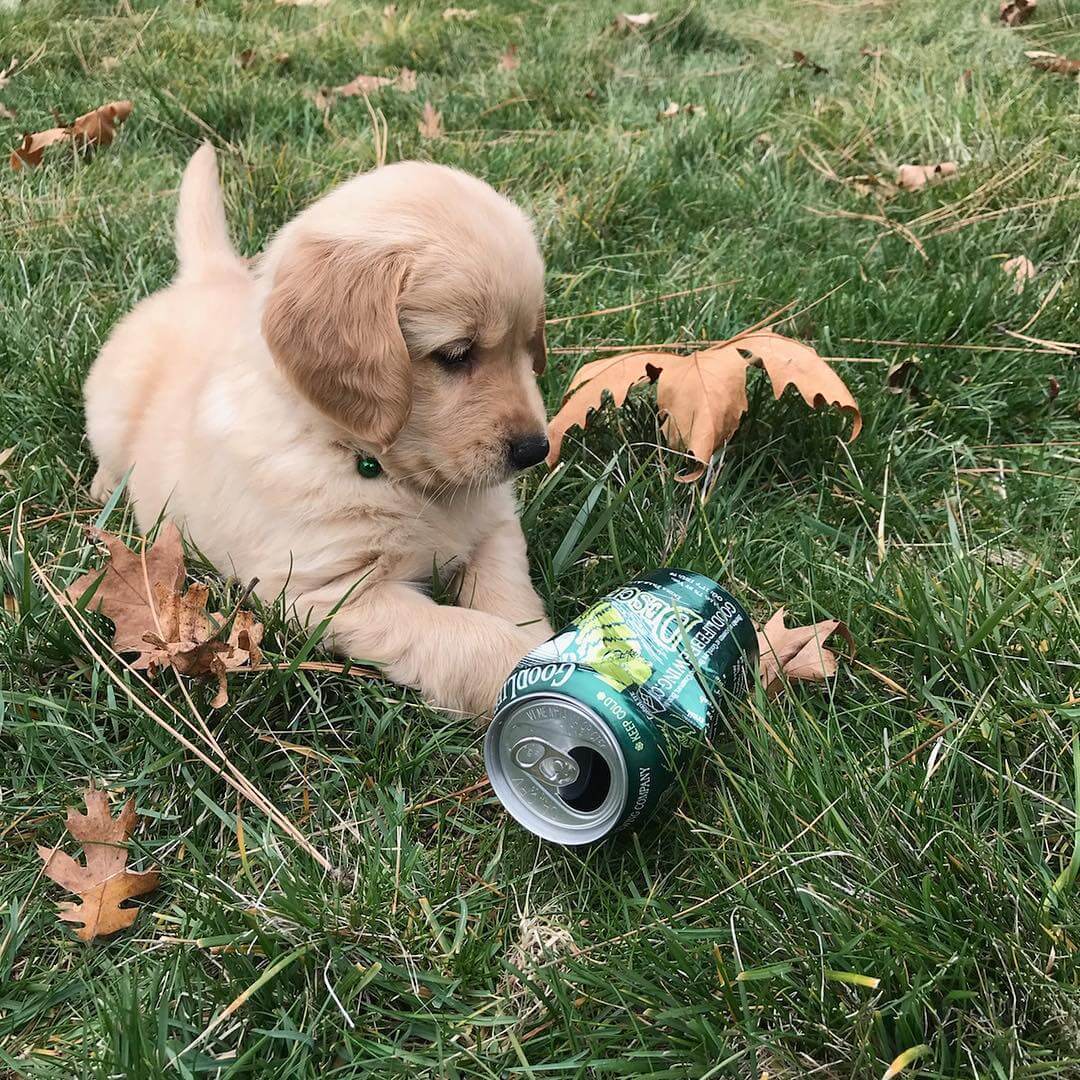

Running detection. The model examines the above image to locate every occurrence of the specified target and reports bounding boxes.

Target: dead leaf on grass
[66,523,263,707]
[886,356,921,395]
[418,100,444,138]
[0,102,16,122]
[38,787,159,941]
[0,58,18,91]
[896,161,957,191]
[792,50,828,74]
[547,330,861,481]
[238,48,258,69]
[442,6,477,18]
[10,99,132,171]
[1002,255,1036,293]
[658,101,704,118]
[756,608,854,695]
[315,68,416,110]
[1000,0,1036,26]
[498,44,520,71]
[1026,50,1080,74]
[276,0,330,6]
[1047,376,1060,401]
[613,11,657,30]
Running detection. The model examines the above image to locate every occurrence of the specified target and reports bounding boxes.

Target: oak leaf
[38,788,159,941]
[67,523,263,706]
[1000,0,1036,25]
[547,331,861,481]
[756,609,854,695]
[10,99,132,171]
[896,161,957,191]
[418,101,444,139]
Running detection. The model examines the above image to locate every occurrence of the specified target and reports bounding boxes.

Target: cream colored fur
[84,144,553,715]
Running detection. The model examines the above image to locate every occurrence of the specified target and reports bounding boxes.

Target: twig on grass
[545,281,737,326]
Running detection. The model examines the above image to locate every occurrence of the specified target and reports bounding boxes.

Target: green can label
[493,570,758,835]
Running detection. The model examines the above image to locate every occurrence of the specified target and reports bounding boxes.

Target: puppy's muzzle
[507,433,550,471]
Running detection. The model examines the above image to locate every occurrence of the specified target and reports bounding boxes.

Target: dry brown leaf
[886,356,921,395]
[546,330,861,481]
[655,348,751,480]
[1002,255,1036,293]
[735,330,862,439]
[274,51,292,66]
[319,67,416,110]
[756,608,854,695]
[0,58,17,91]
[66,523,262,706]
[337,73,394,96]
[1000,0,1036,26]
[10,126,70,170]
[498,44,520,71]
[10,99,132,171]
[896,161,957,191]
[547,352,663,466]
[38,787,159,941]
[238,48,258,69]
[1026,50,1080,74]
[613,11,657,30]
[442,6,477,18]
[792,50,828,74]
[658,101,704,118]
[418,100,444,138]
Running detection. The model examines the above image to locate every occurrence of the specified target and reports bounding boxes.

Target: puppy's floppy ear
[528,304,547,375]
[262,238,412,449]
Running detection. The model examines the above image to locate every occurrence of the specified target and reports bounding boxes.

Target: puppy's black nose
[507,433,550,470]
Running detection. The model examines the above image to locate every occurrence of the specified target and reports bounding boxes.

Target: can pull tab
[511,738,581,788]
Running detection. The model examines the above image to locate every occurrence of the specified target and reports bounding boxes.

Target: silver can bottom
[485,694,629,844]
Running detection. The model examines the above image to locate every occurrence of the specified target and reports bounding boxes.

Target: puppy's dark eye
[433,341,472,370]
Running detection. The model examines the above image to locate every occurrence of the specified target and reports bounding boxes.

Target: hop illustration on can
[485,570,758,844]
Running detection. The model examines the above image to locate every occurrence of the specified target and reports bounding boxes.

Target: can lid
[485,694,628,845]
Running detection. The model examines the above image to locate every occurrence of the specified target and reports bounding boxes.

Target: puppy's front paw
[427,630,538,722]
[90,467,118,505]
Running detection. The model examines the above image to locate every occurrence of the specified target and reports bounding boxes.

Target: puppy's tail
[175,142,246,282]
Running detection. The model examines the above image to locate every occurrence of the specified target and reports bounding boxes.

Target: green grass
[1,0,1079,1075]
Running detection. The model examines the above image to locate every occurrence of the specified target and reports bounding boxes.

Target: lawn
[1,0,1079,1076]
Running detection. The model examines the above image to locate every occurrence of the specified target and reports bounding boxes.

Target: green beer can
[485,569,758,844]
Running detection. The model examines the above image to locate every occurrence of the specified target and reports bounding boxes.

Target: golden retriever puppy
[84,144,553,715]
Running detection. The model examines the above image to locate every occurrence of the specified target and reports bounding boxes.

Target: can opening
[558,746,611,813]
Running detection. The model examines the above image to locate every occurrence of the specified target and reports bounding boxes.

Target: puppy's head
[261,162,548,494]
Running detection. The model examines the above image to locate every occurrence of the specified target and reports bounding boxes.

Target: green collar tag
[356,455,382,479]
